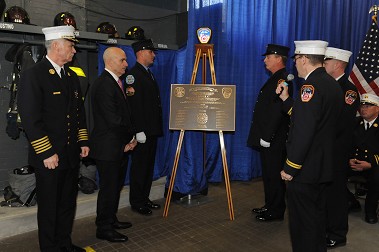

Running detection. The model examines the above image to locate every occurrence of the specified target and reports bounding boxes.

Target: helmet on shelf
[54,12,77,29]
[4,6,30,24]
[96,22,120,38]
[125,26,145,40]
[0,0,6,19]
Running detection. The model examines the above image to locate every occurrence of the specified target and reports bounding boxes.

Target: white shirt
[364,117,377,130]
[104,68,119,83]
[46,56,64,78]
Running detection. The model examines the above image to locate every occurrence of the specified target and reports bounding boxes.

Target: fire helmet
[54,12,77,29]
[4,6,30,24]
[96,22,120,38]
[125,26,145,40]
[0,0,6,19]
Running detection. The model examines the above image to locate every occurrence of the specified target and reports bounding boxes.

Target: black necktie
[366,122,370,131]
[147,68,155,80]
[60,68,65,78]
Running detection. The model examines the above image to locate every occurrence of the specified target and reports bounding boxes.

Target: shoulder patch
[345,90,358,105]
[277,79,285,86]
[301,85,314,102]
[125,75,135,85]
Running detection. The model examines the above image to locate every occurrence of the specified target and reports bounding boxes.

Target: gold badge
[174,87,185,98]
[197,112,208,124]
[49,69,55,75]
[374,123,378,128]
[222,88,232,99]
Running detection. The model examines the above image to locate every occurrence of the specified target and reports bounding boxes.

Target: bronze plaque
[169,84,236,131]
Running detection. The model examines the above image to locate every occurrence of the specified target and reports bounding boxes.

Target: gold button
[365,150,368,152]
[67,115,70,118]
[68,123,70,126]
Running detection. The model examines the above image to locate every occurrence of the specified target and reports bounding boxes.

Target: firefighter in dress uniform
[18,25,89,252]
[126,39,162,216]
[277,40,344,252]
[323,47,360,248]
[349,93,379,224]
[247,44,293,222]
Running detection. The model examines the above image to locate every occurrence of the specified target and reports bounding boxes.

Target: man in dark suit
[323,47,360,248]
[90,47,136,243]
[247,44,293,221]
[349,93,379,224]
[126,39,163,215]
[278,40,343,252]
[18,25,89,252]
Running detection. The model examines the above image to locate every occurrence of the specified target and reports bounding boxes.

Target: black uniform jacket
[283,67,343,183]
[126,62,163,137]
[351,116,379,167]
[334,74,360,171]
[89,70,134,161]
[18,57,89,169]
[247,68,293,147]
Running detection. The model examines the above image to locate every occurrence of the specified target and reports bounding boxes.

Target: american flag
[349,16,379,95]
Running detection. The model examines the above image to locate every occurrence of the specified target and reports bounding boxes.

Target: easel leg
[208,49,217,85]
[219,130,235,220]
[190,49,202,84]
[163,130,185,217]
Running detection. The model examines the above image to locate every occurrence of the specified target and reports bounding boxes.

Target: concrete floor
[0,179,378,252]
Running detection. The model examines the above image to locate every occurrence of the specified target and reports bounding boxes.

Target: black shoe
[112,220,132,229]
[96,229,128,242]
[252,206,268,214]
[348,199,361,213]
[132,206,153,215]
[365,214,378,224]
[60,244,86,252]
[326,238,346,249]
[256,213,283,222]
[146,200,161,210]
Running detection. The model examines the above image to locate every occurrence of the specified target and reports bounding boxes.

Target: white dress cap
[360,93,379,106]
[325,47,352,63]
[42,25,78,42]
[294,40,328,55]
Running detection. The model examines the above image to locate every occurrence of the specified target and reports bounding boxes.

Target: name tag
[53,92,61,95]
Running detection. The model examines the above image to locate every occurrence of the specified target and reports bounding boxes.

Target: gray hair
[45,39,65,52]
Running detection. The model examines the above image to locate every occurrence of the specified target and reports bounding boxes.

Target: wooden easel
[163,43,235,220]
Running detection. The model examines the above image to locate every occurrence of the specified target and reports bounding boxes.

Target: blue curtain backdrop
[96,0,377,194]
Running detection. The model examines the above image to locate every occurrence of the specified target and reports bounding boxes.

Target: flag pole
[369,5,378,32]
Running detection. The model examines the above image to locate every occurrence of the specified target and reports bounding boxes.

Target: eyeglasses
[293,55,303,63]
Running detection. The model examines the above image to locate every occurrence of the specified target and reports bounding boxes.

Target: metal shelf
[0,22,179,50]
[100,38,178,50]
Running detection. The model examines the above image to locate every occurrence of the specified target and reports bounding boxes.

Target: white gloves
[260,138,271,148]
[136,132,146,143]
